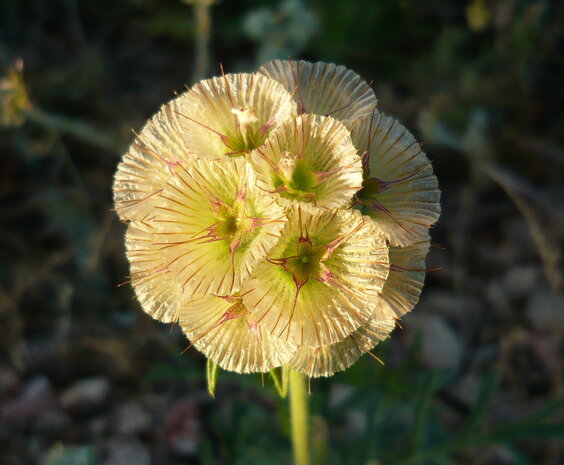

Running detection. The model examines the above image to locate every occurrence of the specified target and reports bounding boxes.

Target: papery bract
[250,114,363,208]
[260,60,376,125]
[351,111,441,247]
[180,294,296,373]
[242,207,389,347]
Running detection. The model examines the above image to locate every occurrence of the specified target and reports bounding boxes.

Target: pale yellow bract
[242,206,389,347]
[113,60,440,377]
[250,114,363,208]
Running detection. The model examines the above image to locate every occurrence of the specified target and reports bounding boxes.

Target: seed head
[113,60,440,378]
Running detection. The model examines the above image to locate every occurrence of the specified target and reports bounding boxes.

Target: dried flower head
[259,60,376,125]
[242,206,389,347]
[114,60,440,378]
[173,72,296,158]
[180,294,295,373]
[250,114,363,208]
[350,111,440,247]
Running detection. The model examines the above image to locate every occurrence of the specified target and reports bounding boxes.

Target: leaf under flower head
[129,157,285,299]
[250,114,363,208]
[351,111,441,247]
[242,206,389,347]
[288,318,396,378]
[174,72,296,158]
[259,60,377,126]
[180,294,296,373]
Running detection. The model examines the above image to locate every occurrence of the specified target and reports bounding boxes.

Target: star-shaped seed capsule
[125,158,286,309]
[242,206,389,347]
[250,114,363,208]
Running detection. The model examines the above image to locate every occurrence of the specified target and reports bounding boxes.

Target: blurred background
[1,0,563,464]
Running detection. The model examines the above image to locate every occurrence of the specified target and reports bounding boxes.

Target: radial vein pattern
[127,157,286,302]
[351,110,441,247]
[242,206,389,347]
[250,114,363,208]
[180,294,296,373]
[260,59,377,126]
[114,60,440,377]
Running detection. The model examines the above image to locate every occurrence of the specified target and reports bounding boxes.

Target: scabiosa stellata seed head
[288,318,397,378]
[242,206,389,347]
[180,294,296,373]
[259,60,376,125]
[350,111,441,247]
[174,73,296,158]
[250,114,363,208]
[287,235,431,377]
[113,72,295,221]
[124,157,286,308]
[113,60,440,378]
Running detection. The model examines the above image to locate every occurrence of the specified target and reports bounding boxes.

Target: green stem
[289,369,310,465]
[191,0,213,83]
[25,107,121,153]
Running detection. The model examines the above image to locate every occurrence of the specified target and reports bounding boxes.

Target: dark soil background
[1,1,562,464]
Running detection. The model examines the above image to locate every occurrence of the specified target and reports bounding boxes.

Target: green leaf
[488,421,564,442]
[206,359,220,397]
[411,370,441,453]
[270,365,290,398]
[460,372,498,436]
